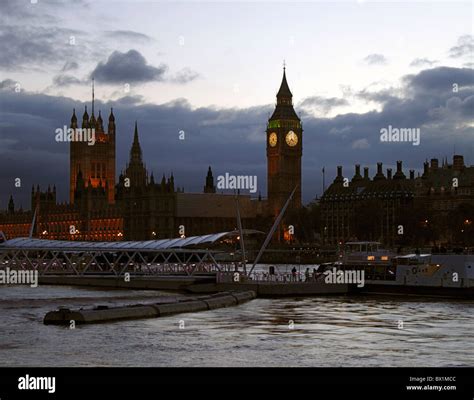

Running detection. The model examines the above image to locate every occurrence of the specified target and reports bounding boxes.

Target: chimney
[374,162,385,181]
[394,160,406,180]
[352,164,362,181]
[410,169,415,180]
[453,155,464,171]
[387,168,392,180]
[334,165,344,183]
[364,167,369,179]
[430,158,439,170]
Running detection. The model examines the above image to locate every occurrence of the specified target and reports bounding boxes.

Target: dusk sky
[0,0,473,208]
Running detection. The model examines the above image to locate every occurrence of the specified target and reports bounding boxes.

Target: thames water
[1,283,473,367]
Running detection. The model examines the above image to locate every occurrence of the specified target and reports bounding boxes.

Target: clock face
[286,130,298,147]
[269,132,277,147]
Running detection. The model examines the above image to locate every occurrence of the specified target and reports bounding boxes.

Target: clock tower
[266,67,302,239]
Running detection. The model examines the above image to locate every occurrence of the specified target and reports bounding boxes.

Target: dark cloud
[0,1,105,71]
[1,66,473,210]
[363,54,388,66]
[298,96,349,115]
[409,58,437,67]
[0,25,82,70]
[90,50,168,84]
[113,95,146,106]
[90,50,199,85]
[449,35,474,58]
[403,67,474,93]
[356,88,399,104]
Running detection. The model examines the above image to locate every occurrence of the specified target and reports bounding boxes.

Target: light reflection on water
[0,285,472,367]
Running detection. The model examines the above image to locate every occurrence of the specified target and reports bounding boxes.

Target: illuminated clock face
[286,130,298,147]
[269,132,277,147]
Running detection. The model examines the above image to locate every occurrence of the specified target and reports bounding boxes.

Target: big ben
[267,66,303,239]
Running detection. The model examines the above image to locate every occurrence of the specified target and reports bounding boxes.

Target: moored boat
[321,242,474,298]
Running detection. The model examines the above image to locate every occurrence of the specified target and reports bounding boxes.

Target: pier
[44,291,256,325]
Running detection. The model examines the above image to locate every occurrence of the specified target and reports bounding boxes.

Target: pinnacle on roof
[276,66,293,99]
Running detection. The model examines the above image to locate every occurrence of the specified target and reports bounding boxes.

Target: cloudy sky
[0,0,473,209]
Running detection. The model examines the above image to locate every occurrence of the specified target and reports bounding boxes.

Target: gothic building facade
[0,68,303,243]
[70,83,116,204]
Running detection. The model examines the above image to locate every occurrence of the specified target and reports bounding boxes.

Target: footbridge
[0,230,262,277]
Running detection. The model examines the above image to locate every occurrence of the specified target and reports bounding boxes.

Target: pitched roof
[277,68,292,99]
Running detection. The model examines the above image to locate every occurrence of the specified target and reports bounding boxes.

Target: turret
[8,195,14,214]
[82,106,89,129]
[130,121,142,163]
[161,174,166,192]
[108,108,115,135]
[170,173,175,192]
[70,108,77,129]
[97,110,104,132]
[204,166,216,193]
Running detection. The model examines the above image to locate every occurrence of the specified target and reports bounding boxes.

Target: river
[0,284,472,367]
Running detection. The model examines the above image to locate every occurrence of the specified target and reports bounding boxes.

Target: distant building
[418,155,474,214]
[320,156,474,246]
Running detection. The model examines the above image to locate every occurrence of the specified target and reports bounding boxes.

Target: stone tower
[69,80,116,204]
[266,67,303,224]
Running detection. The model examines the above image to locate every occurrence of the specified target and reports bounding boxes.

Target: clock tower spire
[266,66,303,241]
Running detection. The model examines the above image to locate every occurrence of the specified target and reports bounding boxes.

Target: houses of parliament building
[2,67,472,247]
[0,69,303,242]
